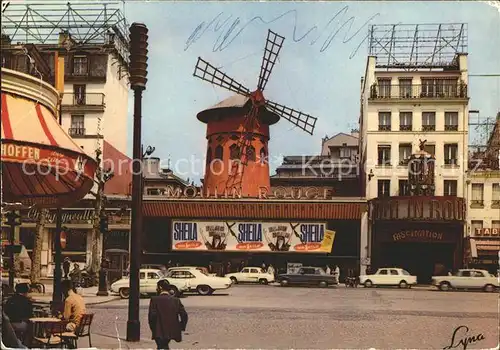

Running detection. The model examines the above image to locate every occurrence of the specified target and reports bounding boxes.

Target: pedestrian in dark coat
[148,280,188,349]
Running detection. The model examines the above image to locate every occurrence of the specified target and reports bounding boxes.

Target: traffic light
[5,212,21,227]
[99,216,109,233]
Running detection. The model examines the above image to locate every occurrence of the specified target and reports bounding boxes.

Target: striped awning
[143,200,364,219]
[1,69,97,208]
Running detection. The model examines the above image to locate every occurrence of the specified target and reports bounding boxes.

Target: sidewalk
[29,284,120,305]
[89,333,156,349]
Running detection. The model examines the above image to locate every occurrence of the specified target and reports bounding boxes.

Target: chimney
[350,129,359,139]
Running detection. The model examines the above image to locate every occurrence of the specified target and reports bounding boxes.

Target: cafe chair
[61,313,94,349]
[32,320,68,349]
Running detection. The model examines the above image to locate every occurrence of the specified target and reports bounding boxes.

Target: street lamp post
[126,22,149,342]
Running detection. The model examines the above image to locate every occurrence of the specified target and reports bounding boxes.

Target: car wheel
[398,280,408,289]
[29,283,43,294]
[259,278,268,285]
[364,280,373,288]
[196,285,213,296]
[167,285,179,297]
[319,281,328,288]
[439,282,451,291]
[483,284,496,293]
[280,279,289,287]
[230,277,238,284]
[119,288,130,299]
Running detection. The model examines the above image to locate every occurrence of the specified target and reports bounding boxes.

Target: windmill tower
[194,30,318,197]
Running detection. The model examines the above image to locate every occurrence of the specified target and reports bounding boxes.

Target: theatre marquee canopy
[143,199,365,220]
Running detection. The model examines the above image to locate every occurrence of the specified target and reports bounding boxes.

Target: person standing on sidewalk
[148,279,188,350]
[63,257,71,279]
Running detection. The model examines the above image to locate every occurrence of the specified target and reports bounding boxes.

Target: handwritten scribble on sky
[185,6,380,58]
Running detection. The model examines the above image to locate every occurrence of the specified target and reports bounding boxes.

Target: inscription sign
[370,197,466,221]
[393,230,444,242]
[474,228,500,236]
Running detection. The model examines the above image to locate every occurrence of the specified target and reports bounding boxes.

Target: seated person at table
[4,283,33,339]
[61,279,86,331]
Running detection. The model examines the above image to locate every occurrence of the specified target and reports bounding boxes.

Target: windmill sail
[193,57,250,97]
[257,30,285,91]
[265,100,317,135]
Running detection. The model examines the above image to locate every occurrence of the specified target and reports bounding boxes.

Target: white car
[110,269,189,299]
[225,267,275,285]
[167,266,217,277]
[431,269,499,292]
[166,267,232,295]
[359,268,417,288]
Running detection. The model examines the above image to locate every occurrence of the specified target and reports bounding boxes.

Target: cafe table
[28,317,68,348]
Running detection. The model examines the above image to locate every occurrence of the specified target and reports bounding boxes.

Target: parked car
[167,266,217,277]
[359,268,417,288]
[110,269,189,298]
[226,267,275,285]
[165,267,232,295]
[277,267,337,287]
[431,269,499,292]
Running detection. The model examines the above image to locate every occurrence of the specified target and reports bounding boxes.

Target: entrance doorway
[379,242,455,283]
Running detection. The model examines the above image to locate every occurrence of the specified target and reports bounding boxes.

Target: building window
[73,84,86,105]
[492,183,500,207]
[422,112,436,131]
[378,180,391,197]
[73,56,88,75]
[399,179,410,196]
[377,145,391,166]
[246,146,256,162]
[492,220,500,229]
[378,112,391,131]
[147,188,161,195]
[399,78,413,98]
[229,144,240,160]
[399,112,412,131]
[443,180,457,196]
[398,143,412,165]
[424,144,436,156]
[340,144,351,158]
[471,220,483,236]
[206,147,212,165]
[259,147,267,164]
[378,78,391,98]
[214,145,223,160]
[69,115,85,136]
[444,144,458,165]
[444,112,458,131]
[471,184,484,206]
[421,78,458,98]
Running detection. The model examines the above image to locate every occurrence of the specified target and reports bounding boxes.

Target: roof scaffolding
[368,23,468,69]
[1,1,129,63]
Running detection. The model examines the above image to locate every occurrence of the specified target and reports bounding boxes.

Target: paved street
[88,285,499,349]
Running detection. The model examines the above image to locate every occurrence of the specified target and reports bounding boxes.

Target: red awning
[1,69,97,208]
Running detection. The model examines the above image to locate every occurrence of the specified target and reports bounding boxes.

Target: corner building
[359,24,469,282]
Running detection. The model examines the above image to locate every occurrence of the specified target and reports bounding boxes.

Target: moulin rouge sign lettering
[157,185,333,200]
[371,197,466,221]
[172,221,332,253]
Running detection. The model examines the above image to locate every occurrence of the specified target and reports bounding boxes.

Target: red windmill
[194,30,317,197]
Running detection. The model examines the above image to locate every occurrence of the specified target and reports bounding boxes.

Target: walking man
[149,279,188,349]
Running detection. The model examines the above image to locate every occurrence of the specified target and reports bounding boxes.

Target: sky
[120,0,500,183]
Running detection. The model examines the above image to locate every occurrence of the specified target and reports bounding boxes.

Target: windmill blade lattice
[257,30,285,91]
[193,57,250,97]
[265,100,317,135]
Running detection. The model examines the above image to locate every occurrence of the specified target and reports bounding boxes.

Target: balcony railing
[444,124,458,131]
[444,158,458,165]
[400,125,412,131]
[61,93,105,107]
[471,200,484,207]
[68,127,86,137]
[422,125,435,131]
[370,83,467,99]
[378,125,391,131]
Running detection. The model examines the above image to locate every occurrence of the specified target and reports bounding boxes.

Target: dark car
[277,267,337,287]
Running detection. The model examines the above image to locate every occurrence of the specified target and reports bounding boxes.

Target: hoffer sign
[370,197,466,221]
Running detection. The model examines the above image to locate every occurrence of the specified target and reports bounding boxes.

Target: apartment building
[465,114,500,272]
[358,24,470,281]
